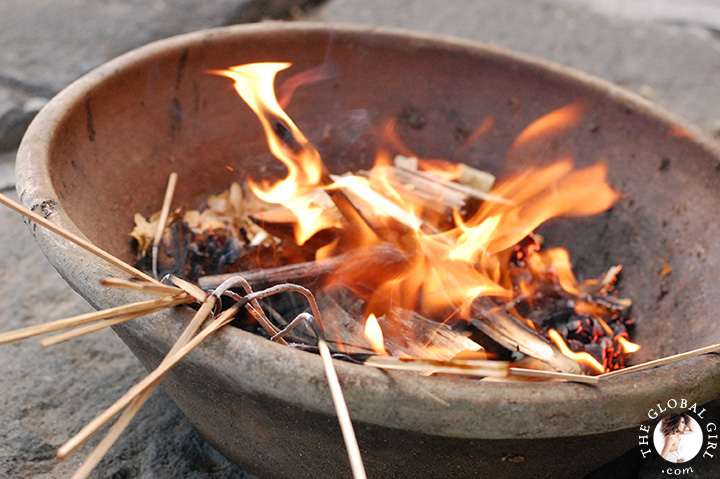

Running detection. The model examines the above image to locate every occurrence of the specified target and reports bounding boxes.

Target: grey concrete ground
[2,0,720,478]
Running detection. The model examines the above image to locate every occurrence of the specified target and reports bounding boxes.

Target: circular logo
[652,414,704,463]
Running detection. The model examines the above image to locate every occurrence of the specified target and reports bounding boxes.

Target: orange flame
[218,62,632,370]
[618,336,641,354]
[211,63,335,246]
[548,329,605,374]
[528,247,580,295]
[364,314,387,355]
[511,102,585,149]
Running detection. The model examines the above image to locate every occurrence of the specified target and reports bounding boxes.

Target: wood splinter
[470,297,582,374]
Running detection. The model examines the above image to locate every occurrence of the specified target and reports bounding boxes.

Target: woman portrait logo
[638,398,718,476]
[653,413,703,463]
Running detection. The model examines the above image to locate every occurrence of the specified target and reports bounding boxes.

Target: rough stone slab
[0,0,324,151]
[0,0,323,97]
[0,151,16,191]
[582,0,720,31]
[0,88,47,152]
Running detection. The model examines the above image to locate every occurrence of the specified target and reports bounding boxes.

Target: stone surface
[0,0,323,151]
[0,2,316,477]
[0,151,16,191]
[3,0,720,478]
[0,0,323,98]
[0,189,255,478]
[0,88,46,152]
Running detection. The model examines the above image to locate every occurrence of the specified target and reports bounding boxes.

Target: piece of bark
[470,297,581,374]
[355,168,461,222]
[370,165,468,211]
[380,307,482,360]
[457,164,496,192]
[329,174,424,232]
[318,290,481,360]
[391,156,496,194]
[392,163,511,206]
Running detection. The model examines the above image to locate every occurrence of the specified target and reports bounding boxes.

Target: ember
[131,62,639,376]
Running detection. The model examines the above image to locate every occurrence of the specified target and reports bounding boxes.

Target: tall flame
[216,62,630,374]
[211,63,334,245]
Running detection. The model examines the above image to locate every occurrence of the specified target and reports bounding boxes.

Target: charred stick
[321,171,385,240]
[198,253,340,291]
[470,297,581,374]
[329,174,423,231]
[198,243,408,291]
[381,308,482,360]
[271,116,382,241]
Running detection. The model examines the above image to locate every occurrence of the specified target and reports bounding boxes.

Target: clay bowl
[15,23,720,479]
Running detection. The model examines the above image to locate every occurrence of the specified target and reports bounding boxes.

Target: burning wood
[317,290,483,359]
[129,62,639,379]
[469,297,581,374]
[133,165,632,377]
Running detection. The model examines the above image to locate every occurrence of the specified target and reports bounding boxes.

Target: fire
[548,329,605,374]
[364,314,387,355]
[618,336,641,354]
[215,62,637,375]
[510,102,585,150]
[527,248,580,296]
[211,63,335,245]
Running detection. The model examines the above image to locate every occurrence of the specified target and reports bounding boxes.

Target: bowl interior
[41,25,720,363]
